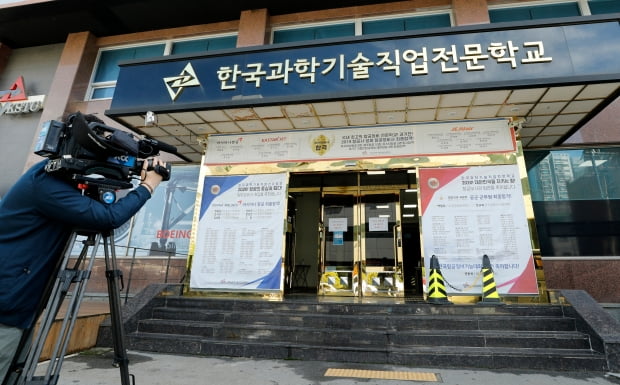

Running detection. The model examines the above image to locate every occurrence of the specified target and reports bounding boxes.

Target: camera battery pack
[34,120,65,157]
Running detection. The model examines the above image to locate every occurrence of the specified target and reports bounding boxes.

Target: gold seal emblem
[311,134,331,156]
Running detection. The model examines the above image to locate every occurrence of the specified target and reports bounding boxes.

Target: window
[273,12,451,44]
[588,0,620,14]
[362,14,451,35]
[171,36,237,55]
[527,148,620,201]
[489,2,582,23]
[526,147,620,257]
[273,24,355,44]
[91,45,165,100]
[88,35,237,100]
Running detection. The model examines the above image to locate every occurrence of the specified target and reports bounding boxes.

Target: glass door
[360,193,403,297]
[319,191,404,297]
[319,193,358,296]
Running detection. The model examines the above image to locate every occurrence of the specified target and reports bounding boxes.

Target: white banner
[190,173,288,291]
[204,119,514,165]
[418,165,538,295]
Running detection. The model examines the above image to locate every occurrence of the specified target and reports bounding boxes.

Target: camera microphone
[139,138,192,162]
[140,138,177,156]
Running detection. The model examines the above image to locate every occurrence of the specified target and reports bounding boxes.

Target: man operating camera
[0,113,168,383]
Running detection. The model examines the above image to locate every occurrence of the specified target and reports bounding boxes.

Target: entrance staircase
[96,285,620,372]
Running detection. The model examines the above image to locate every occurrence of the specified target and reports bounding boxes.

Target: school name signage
[109,20,620,113]
[213,39,550,92]
[0,76,45,116]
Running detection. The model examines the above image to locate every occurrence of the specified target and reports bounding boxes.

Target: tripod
[5,229,134,385]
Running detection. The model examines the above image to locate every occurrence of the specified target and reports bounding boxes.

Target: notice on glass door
[369,216,388,232]
[190,173,288,291]
[418,165,538,295]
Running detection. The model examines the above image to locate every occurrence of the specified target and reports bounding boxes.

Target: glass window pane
[273,28,315,43]
[172,39,210,54]
[273,24,354,43]
[490,3,581,22]
[94,44,165,83]
[316,24,355,39]
[526,148,620,201]
[589,0,620,14]
[91,87,115,99]
[207,36,237,50]
[363,19,404,34]
[490,8,532,22]
[531,3,581,18]
[526,147,620,257]
[363,14,450,35]
[171,36,237,55]
[404,14,451,30]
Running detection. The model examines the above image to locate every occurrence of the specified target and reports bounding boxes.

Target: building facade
[1,0,619,303]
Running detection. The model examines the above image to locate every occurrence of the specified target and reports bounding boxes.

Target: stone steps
[112,295,609,371]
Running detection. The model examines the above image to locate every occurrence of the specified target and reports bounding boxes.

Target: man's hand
[140,157,168,194]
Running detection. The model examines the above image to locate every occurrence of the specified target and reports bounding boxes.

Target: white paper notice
[328,218,348,232]
[369,217,388,232]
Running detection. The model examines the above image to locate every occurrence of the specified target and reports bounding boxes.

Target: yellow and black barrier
[479,254,502,304]
[427,255,452,305]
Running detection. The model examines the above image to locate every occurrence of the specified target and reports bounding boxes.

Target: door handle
[318,222,326,270]
[393,224,401,268]
[393,224,402,248]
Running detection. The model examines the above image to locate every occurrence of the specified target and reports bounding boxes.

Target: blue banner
[110,21,620,113]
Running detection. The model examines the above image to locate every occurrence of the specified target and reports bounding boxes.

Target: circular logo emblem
[311,134,331,156]
[427,177,440,190]
[210,184,221,195]
[101,191,116,204]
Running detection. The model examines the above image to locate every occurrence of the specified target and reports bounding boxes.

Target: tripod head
[72,174,134,204]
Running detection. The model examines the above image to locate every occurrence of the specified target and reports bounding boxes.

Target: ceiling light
[403,204,418,208]
[367,170,385,175]
[145,111,157,126]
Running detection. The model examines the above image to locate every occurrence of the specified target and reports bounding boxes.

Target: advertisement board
[190,173,288,291]
[418,165,538,295]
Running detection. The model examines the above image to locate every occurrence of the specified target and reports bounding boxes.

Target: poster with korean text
[418,165,537,295]
[190,173,288,291]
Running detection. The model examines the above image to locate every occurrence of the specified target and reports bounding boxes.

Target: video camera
[34,111,179,194]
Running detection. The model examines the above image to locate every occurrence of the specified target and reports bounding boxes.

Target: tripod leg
[40,235,100,384]
[103,231,135,385]
[6,232,99,385]
[3,231,78,385]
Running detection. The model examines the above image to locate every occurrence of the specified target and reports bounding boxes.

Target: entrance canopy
[105,15,620,164]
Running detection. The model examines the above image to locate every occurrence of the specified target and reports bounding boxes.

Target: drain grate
[324,368,440,382]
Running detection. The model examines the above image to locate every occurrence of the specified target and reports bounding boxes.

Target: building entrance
[320,191,402,297]
[287,170,422,298]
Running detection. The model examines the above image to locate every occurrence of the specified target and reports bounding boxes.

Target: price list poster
[190,173,288,291]
[418,165,538,295]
